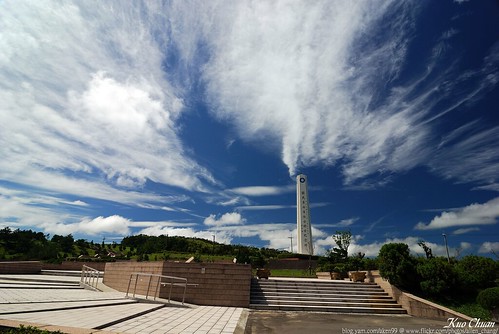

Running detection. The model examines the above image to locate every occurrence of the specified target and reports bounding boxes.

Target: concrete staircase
[250,278,406,314]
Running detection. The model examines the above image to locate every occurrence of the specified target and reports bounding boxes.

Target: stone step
[253,280,378,287]
[252,286,387,294]
[251,300,401,309]
[250,278,406,315]
[251,291,391,299]
[41,269,86,277]
[253,280,382,289]
[250,295,395,303]
[249,303,407,314]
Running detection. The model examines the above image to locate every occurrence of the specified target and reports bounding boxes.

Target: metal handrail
[80,265,101,290]
[126,272,193,304]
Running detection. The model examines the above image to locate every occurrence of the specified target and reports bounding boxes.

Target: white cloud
[204,212,246,227]
[36,214,206,239]
[213,223,297,250]
[452,227,480,235]
[77,216,131,236]
[229,185,295,196]
[136,226,234,245]
[314,235,472,257]
[66,200,89,207]
[218,197,248,207]
[333,218,359,227]
[429,125,499,185]
[167,1,499,187]
[0,183,191,235]
[0,186,83,230]
[473,183,499,192]
[0,1,214,211]
[415,197,499,230]
[173,0,434,181]
[478,242,499,254]
[237,205,295,211]
[37,215,131,236]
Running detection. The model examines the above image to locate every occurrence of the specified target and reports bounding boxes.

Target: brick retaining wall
[42,261,107,271]
[103,261,251,307]
[162,262,251,307]
[372,270,472,321]
[267,259,317,270]
[103,261,164,297]
[0,261,42,274]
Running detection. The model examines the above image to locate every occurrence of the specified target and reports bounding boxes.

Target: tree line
[0,227,302,264]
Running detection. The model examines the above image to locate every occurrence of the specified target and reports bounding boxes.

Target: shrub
[378,243,419,291]
[316,262,334,272]
[455,255,498,292]
[362,257,378,270]
[417,257,457,297]
[333,263,348,276]
[477,287,499,310]
[5,325,63,333]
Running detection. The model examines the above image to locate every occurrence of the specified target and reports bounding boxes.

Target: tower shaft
[296,174,313,255]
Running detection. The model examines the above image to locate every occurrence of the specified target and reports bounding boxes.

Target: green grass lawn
[253,268,317,278]
[445,302,492,320]
[429,296,492,321]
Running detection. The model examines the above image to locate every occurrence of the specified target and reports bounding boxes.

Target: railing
[80,265,101,290]
[126,273,194,304]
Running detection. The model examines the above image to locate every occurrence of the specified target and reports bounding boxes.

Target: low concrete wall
[103,261,252,307]
[372,270,472,321]
[0,261,42,274]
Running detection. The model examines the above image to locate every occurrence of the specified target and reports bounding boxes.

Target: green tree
[331,230,352,260]
[417,257,456,297]
[477,287,499,311]
[417,240,434,259]
[51,234,74,253]
[378,243,419,291]
[455,255,499,292]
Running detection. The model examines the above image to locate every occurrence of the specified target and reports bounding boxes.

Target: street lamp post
[442,233,450,263]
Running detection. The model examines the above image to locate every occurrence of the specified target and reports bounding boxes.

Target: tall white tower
[296,174,313,255]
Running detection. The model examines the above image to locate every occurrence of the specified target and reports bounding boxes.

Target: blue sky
[1,0,498,257]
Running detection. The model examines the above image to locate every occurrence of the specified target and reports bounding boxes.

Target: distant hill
[0,227,314,266]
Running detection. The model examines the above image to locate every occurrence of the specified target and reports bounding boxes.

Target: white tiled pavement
[0,274,247,334]
[106,306,244,334]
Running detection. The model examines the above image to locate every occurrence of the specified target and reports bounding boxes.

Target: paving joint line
[0,297,130,305]
[94,303,166,330]
[0,299,139,315]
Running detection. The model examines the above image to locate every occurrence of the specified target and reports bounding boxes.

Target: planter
[331,272,342,280]
[316,272,331,280]
[349,271,367,282]
[256,268,271,279]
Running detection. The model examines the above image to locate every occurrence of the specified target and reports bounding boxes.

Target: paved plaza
[243,310,450,334]
[0,274,469,334]
[0,274,247,333]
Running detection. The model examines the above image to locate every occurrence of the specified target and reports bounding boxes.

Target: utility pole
[442,233,450,263]
[288,236,293,253]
